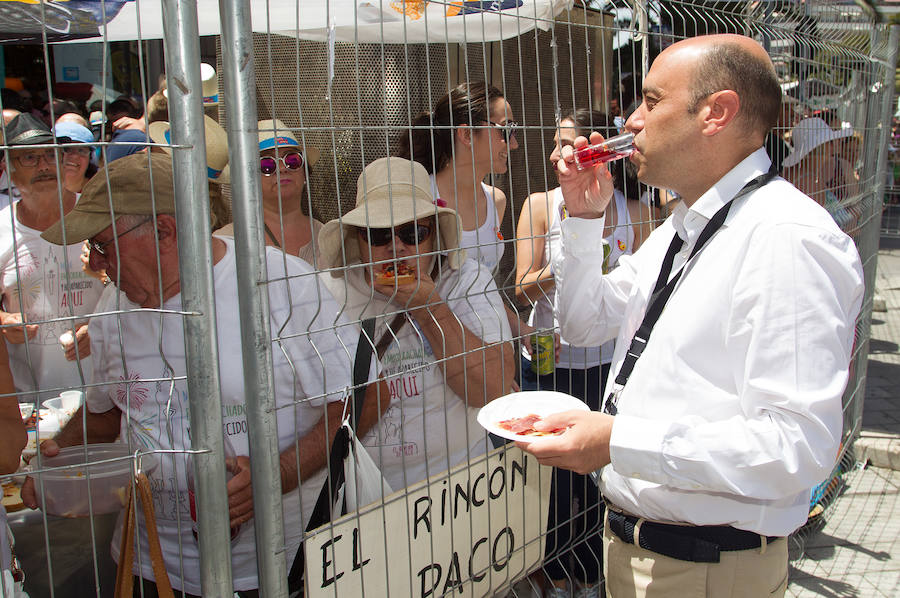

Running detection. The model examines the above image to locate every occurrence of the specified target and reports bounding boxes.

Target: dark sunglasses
[259,152,304,176]
[358,223,433,247]
[485,120,520,142]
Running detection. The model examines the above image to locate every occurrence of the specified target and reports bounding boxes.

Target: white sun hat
[782,117,854,169]
[318,157,464,276]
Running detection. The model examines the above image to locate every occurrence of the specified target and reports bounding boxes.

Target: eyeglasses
[88,219,151,256]
[14,148,57,168]
[484,120,520,142]
[260,152,304,176]
[358,223,433,247]
[62,146,92,158]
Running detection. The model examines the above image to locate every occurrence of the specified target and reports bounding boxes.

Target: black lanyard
[602,165,777,416]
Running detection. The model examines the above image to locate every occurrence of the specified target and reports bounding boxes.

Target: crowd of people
[0,34,868,598]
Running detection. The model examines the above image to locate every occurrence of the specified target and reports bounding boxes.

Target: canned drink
[530,332,555,375]
[602,239,612,274]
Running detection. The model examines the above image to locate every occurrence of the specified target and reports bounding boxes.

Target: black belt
[607,508,781,563]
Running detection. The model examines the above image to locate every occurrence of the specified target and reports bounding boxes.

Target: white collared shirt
[553,147,864,536]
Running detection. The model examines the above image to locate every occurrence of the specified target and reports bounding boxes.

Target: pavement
[787,237,900,597]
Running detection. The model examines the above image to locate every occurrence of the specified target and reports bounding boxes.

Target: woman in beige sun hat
[783,116,859,232]
[215,119,322,264]
[318,156,515,490]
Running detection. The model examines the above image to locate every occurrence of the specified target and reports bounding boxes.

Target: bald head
[2,109,20,126]
[56,112,89,128]
[666,34,781,142]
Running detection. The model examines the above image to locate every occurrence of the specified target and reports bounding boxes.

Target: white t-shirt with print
[322,258,511,490]
[87,238,359,594]
[0,203,104,401]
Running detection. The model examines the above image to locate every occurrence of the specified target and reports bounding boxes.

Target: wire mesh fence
[0,0,896,597]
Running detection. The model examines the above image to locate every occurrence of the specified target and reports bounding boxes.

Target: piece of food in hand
[497,413,566,437]
[375,262,416,285]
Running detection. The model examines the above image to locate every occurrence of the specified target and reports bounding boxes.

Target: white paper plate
[477,391,590,441]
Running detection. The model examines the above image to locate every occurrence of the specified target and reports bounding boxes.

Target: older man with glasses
[0,113,105,402]
[24,152,388,597]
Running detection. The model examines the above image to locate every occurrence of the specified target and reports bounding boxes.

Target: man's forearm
[52,405,122,448]
[278,400,344,494]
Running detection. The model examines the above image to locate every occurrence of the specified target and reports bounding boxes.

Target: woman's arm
[626,198,655,252]
[514,192,555,304]
[379,275,514,407]
[412,300,514,407]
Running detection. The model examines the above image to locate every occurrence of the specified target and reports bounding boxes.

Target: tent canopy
[0,0,572,44]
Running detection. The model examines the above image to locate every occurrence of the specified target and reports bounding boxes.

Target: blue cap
[106,129,148,163]
[53,122,94,144]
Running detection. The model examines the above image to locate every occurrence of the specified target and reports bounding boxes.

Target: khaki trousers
[602,518,789,598]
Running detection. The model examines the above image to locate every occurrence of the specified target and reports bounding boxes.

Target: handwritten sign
[305,446,551,597]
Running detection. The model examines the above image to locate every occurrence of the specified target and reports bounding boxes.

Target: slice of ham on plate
[477,391,589,441]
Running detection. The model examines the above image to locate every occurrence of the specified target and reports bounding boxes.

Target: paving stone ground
[787,238,900,597]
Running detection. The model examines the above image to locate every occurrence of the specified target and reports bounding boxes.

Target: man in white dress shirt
[519,34,864,597]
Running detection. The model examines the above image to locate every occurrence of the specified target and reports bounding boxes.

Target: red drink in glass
[573,132,635,170]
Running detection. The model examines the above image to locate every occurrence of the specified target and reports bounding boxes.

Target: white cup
[59,390,84,407]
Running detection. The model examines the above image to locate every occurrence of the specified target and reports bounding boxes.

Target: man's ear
[700,90,740,136]
[155,214,178,252]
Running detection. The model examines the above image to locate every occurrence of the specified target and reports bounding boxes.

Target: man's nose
[625,106,643,133]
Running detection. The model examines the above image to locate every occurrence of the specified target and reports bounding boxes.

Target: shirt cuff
[560,215,607,255]
[609,413,668,483]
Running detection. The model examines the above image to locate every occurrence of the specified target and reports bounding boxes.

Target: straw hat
[201,63,219,106]
[161,63,219,106]
[318,157,464,276]
[257,119,320,165]
[782,117,854,169]
[148,114,229,183]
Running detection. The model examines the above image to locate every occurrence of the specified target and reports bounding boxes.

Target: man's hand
[516,410,615,474]
[21,439,62,509]
[1,312,38,344]
[225,455,254,529]
[61,324,91,361]
[557,132,616,219]
[112,116,146,132]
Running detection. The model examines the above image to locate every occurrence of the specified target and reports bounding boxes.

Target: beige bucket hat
[783,117,853,169]
[257,119,320,166]
[318,157,464,276]
[148,114,230,184]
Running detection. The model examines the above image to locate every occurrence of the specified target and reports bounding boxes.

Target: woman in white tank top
[399,81,535,358]
[514,110,653,598]
[398,81,517,273]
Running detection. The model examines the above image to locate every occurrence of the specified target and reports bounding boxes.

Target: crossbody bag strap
[603,166,777,415]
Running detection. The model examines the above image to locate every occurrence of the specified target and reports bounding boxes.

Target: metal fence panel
[0,1,895,597]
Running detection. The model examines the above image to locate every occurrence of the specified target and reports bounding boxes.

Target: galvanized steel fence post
[218,0,290,595]
[161,0,235,594]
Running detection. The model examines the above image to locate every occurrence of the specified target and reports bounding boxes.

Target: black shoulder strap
[351,317,377,429]
[288,317,376,593]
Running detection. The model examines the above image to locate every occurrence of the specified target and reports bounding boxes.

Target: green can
[530,332,555,375]
[602,239,612,274]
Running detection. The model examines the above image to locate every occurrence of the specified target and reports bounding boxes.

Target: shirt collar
[671,147,771,247]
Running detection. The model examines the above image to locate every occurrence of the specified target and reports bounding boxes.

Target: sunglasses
[260,152,304,176]
[485,120,520,142]
[358,223,433,247]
